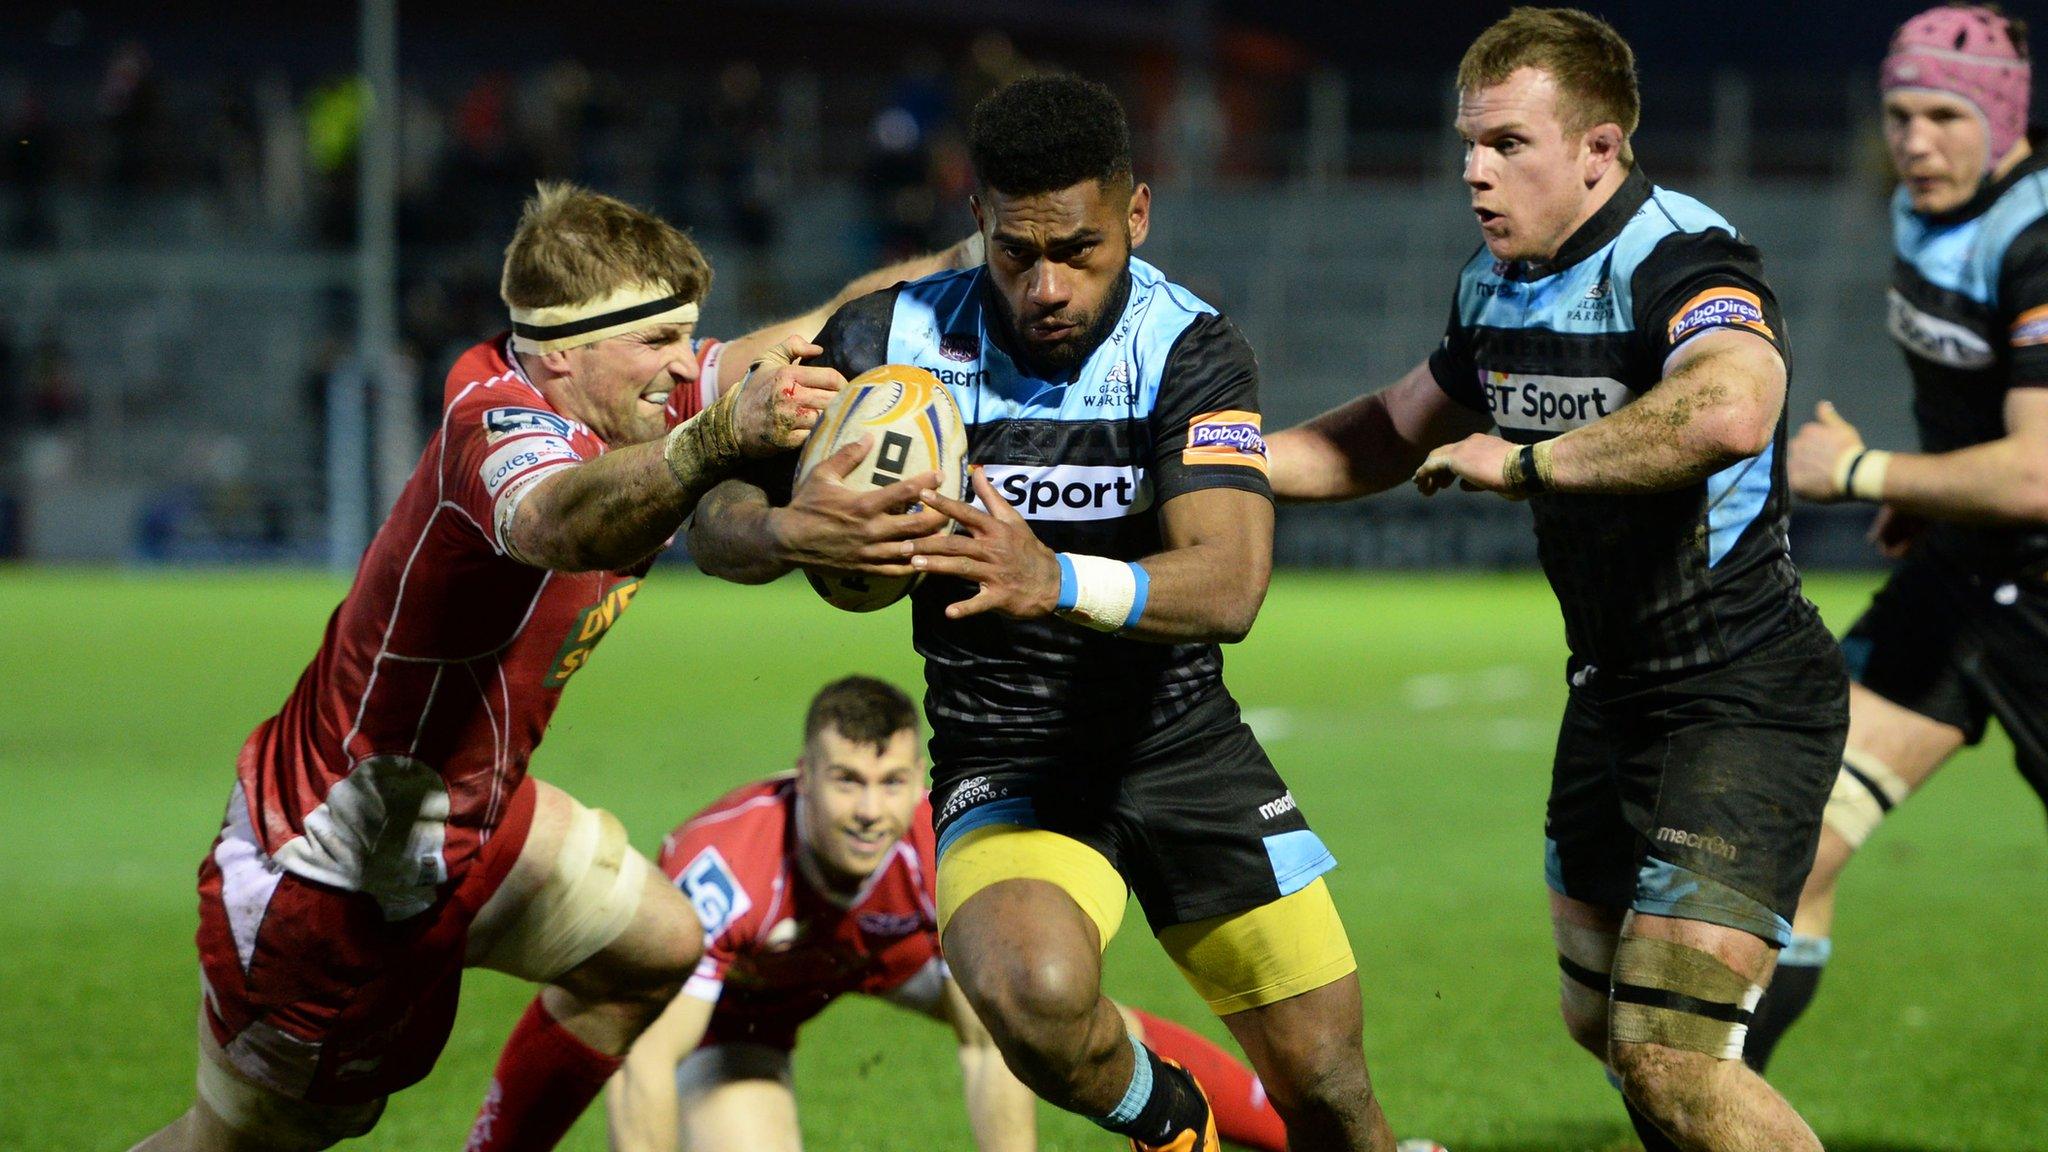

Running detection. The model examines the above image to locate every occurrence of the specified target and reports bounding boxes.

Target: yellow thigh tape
[936,824,1128,947]
[1157,877,1357,1016]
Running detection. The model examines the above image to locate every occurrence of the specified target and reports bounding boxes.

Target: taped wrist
[1832,447,1891,501]
[662,379,744,494]
[1608,936,1763,1060]
[1504,441,1556,496]
[1055,553,1150,633]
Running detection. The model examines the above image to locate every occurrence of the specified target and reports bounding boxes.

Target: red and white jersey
[664,337,724,427]
[659,775,942,1048]
[235,333,698,920]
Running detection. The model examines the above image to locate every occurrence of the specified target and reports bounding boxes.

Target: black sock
[1744,954,1827,1074]
[1625,1098,1685,1152]
[1093,1039,1208,1145]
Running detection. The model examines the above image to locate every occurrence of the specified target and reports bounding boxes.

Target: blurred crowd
[0,29,1070,555]
[0,32,1049,257]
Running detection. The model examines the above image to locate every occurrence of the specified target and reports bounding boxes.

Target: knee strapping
[1822,749,1910,849]
[1608,937,1762,1061]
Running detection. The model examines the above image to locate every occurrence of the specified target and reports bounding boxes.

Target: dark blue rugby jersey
[1428,167,1815,676]
[1887,152,2048,577]
[809,258,1271,734]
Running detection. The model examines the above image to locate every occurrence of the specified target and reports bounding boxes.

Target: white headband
[509,283,701,354]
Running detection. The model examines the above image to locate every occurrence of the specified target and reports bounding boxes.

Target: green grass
[0,568,2042,1150]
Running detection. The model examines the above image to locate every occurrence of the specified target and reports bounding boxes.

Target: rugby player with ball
[691,75,1404,1152]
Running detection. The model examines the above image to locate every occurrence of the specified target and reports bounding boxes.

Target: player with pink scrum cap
[1767,3,2048,1072]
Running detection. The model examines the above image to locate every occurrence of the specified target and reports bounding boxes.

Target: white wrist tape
[1846,449,1891,502]
[1829,447,1862,496]
[1054,553,1149,633]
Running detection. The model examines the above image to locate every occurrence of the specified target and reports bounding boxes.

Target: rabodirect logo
[1189,421,1265,455]
[979,464,1149,521]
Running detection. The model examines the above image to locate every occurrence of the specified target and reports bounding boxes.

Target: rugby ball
[793,364,969,612]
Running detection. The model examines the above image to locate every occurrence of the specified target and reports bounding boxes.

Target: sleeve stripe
[2010,304,2048,347]
[491,458,576,505]
[698,341,725,413]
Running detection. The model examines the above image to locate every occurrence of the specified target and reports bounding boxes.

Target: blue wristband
[1055,553,1080,612]
[1124,561,1150,630]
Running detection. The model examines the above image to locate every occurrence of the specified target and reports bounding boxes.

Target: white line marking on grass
[1402,665,1536,711]
[1244,708,1295,743]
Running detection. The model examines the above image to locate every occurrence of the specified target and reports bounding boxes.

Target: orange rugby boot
[1129,1060,1218,1152]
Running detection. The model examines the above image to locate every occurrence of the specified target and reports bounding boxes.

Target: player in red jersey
[606,677,1290,1152]
[130,184,963,1152]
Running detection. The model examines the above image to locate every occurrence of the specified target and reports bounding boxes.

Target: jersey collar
[1913,149,2048,227]
[1511,165,1652,281]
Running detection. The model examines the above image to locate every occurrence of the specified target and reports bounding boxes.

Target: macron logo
[1258,791,1297,821]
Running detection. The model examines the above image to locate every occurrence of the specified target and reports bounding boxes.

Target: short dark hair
[1458,8,1641,167]
[969,74,1133,196]
[803,676,919,753]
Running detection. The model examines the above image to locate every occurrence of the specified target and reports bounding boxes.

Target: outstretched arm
[1268,360,1494,501]
[711,236,983,390]
[1415,329,1784,498]
[507,341,843,572]
[1788,389,2048,525]
[604,990,716,1152]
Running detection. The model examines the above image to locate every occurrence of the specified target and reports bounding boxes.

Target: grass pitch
[1,568,2042,1151]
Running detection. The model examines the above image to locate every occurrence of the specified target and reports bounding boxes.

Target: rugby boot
[1130,1060,1218,1152]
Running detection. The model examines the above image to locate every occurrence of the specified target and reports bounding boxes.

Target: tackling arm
[507,344,844,572]
[604,990,717,1152]
[710,236,984,391]
[1267,360,1494,501]
[1788,389,2048,524]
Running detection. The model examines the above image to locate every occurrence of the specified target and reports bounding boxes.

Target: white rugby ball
[793,363,969,612]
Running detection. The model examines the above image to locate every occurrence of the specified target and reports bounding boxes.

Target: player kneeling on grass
[691,76,1406,1152]
[129,183,965,1152]
[1267,11,1846,1152]
[607,676,1289,1152]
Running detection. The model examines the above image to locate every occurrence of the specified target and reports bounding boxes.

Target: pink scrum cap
[1881,5,2032,171]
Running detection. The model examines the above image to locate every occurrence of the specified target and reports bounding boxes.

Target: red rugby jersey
[659,775,942,1046]
[232,335,718,920]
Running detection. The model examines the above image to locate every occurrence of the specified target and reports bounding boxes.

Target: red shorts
[195,776,537,1105]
